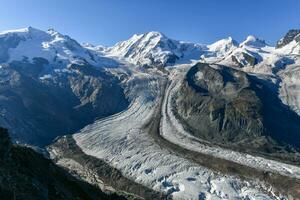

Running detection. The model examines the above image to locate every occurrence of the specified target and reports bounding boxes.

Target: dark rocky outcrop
[276,29,300,48]
[173,63,300,163]
[0,127,128,200]
[231,52,261,67]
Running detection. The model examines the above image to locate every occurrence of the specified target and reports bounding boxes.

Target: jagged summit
[240,35,267,48]
[276,29,300,48]
[275,29,300,55]
[107,30,204,67]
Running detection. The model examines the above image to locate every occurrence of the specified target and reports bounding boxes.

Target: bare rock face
[0,60,129,146]
[173,63,300,161]
[174,63,264,143]
[276,29,300,48]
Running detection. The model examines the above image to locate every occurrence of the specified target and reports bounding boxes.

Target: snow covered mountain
[276,29,300,49]
[105,31,206,67]
[0,26,119,68]
[276,31,300,56]
[1,27,300,199]
[0,27,128,146]
[200,33,299,73]
[206,36,238,58]
[103,30,300,75]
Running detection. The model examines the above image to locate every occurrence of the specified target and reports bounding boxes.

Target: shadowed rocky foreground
[0,127,151,200]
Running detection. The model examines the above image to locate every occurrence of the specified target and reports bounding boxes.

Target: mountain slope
[0,27,129,146]
[201,31,300,117]
[0,127,128,200]
[276,29,300,49]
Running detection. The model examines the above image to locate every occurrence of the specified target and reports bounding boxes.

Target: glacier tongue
[73,64,280,199]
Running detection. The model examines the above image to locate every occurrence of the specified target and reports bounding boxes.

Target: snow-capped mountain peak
[0,27,119,68]
[143,31,165,39]
[240,35,267,48]
[276,29,300,49]
[106,31,204,67]
[275,29,300,55]
[47,28,62,35]
[0,26,52,44]
[207,37,238,57]
[0,26,42,36]
[108,31,167,56]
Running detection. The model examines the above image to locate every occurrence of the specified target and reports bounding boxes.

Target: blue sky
[0,0,299,46]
